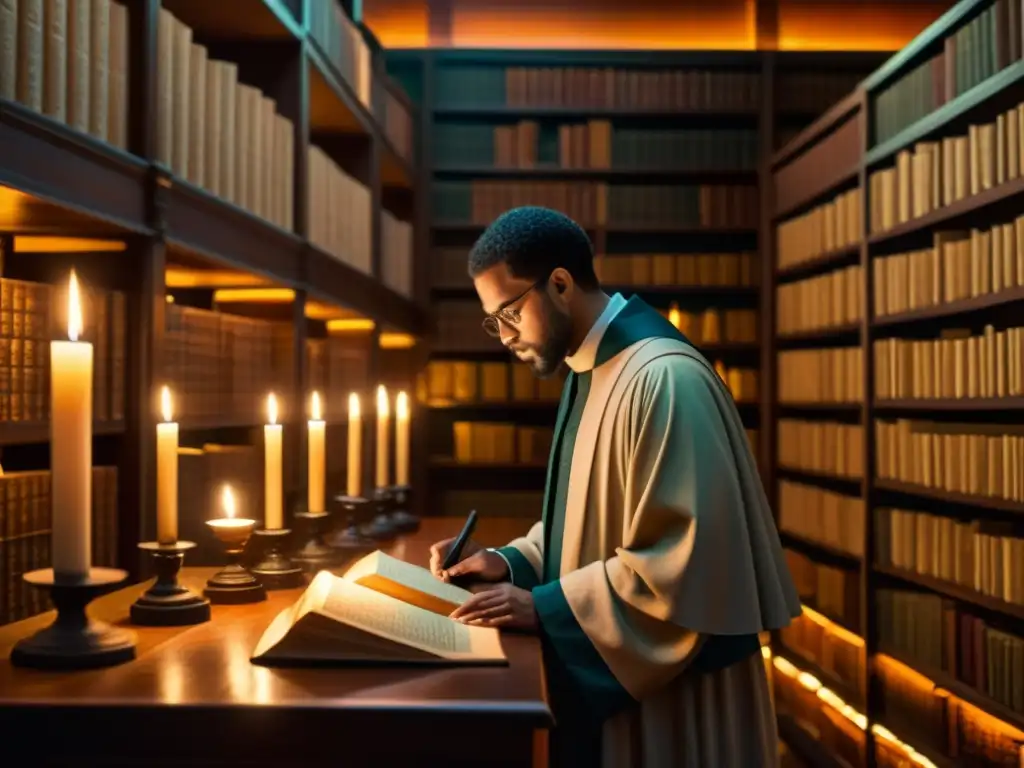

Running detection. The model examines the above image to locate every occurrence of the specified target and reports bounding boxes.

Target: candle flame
[311,391,322,421]
[348,392,360,419]
[160,385,173,422]
[667,304,681,330]
[267,393,278,425]
[67,269,83,341]
[221,484,236,519]
[377,385,389,416]
[396,391,409,420]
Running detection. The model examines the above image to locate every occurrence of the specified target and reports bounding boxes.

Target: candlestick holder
[326,495,376,553]
[203,519,266,604]
[292,509,336,571]
[130,541,211,626]
[362,486,398,540]
[251,529,305,589]
[10,568,137,670]
[388,484,419,533]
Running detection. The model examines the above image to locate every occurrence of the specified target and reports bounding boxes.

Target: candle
[264,393,283,529]
[156,385,179,544]
[308,391,325,513]
[375,385,389,489]
[51,269,93,578]
[395,391,410,486]
[347,393,361,497]
[208,484,254,528]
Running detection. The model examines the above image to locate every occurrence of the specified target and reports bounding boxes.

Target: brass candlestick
[251,529,305,589]
[326,495,375,553]
[361,486,398,540]
[204,518,266,604]
[10,568,137,670]
[131,541,210,626]
[388,484,419,533]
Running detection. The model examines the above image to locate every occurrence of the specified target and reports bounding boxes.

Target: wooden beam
[755,0,779,51]
[428,0,454,47]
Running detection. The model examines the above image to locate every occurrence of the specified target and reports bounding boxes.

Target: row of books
[305,336,372,417]
[875,221,1024,318]
[420,360,564,405]
[777,419,865,480]
[869,98,1024,236]
[709,364,759,404]
[778,609,864,699]
[382,85,413,163]
[0,0,128,149]
[0,466,118,626]
[307,145,372,275]
[786,548,860,632]
[872,0,1019,145]
[876,418,1024,505]
[157,9,294,230]
[778,480,864,559]
[451,421,554,466]
[778,347,864,404]
[875,652,1024,766]
[875,506,1024,609]
[381,209,414,298]
[877,588,1024,720]
[776,188,862,272]
[776,264,863,335]
[0,277,125,427]
[436,65,762,111]
[593,252,759,288]
[672,308,758,346]
[307,0,372,109]
[874,326,1024,400]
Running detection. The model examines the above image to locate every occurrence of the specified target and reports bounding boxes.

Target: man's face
[473,262,573,378]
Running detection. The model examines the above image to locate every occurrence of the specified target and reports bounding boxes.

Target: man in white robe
[429,206,802,767]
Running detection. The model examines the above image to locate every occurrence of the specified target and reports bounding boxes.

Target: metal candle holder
[388,484,419,533]
[292,510,336,571]
[326,495,376,554]
[250,529,305,589]
[203,518,266,604]
[9,567,137,670]
[130,541,210,626]
[361,486,398,540]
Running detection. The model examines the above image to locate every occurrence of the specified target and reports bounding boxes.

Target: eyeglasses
[481,279,546,338]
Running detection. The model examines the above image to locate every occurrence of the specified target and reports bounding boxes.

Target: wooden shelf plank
[874,478,1024,516]
[776,641,865,708]
[872,286,1024,327]
[0,101,149,234]
[771,91,862,171]
[776,713,852,768]
[0,421,124,447]
[779,530,862,569]
[874,397,1024,412]
[776,244,861,282]
[433,166,757,182]
[874,564,1024,622]
[776,466,862,497]
[778,402,862,415]
[777,324,861,346]
[432,105,757,120]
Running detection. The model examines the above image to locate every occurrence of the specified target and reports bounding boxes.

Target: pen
[442,509,479,571]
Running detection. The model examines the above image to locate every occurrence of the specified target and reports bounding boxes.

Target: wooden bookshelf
[0,0,424,627]
[769,1,1024,765]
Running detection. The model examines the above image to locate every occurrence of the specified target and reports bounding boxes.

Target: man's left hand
[449,583,538,630]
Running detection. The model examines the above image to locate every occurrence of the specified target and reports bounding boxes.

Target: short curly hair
[467,206,600,291]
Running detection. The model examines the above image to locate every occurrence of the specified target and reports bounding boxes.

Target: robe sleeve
[494,521,543,590]
[544,356,752,702]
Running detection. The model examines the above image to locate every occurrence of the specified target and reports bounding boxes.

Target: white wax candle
[347,392,361,497]
[308,391,325,513]
[156,385,179,544]
[51,269,92,578]
[264,393,283,529]
[395,391,409,486]
[375,385,389,489]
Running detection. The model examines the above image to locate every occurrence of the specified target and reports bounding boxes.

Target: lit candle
[264,393,283,529]
[395,391,410,486]
[51,269,93,578]
[375,385,389,489]
[208,484,254,529]
[668,304,681,330]
[347,393,362,497]
[308,391,325,513]
[156,385,179,544]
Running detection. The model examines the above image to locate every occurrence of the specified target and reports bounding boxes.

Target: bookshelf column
[759,52,778,511]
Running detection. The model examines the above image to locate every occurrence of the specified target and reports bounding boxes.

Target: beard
[526,298,573,378]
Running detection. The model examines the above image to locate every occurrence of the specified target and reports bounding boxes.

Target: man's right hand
[429,537,510,583]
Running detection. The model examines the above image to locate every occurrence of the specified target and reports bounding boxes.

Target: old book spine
[187,42,206,187]
[87,0,106,140]
[16,0,42,112]
[105,0,125,148]
[170,15,190,177]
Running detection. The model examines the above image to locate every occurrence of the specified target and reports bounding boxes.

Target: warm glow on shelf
[165,268,272,289]
[14,236,126,253]
[801,604,865,648]
[379,332,417,349]
[326,318,376,333]
[213,288,296,303]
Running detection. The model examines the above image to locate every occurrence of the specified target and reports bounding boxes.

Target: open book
[251,551,507,666]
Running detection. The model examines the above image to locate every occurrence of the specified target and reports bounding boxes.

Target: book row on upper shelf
[432,180,759,230]
[868,97,1024,238]
[777,347,863,405]
[779,481,864,561]
[0,466,118,626]
[871,0,1021,147]
[786,549,859,633]
[777,265,863,336]
[433,120,759,173]
[420,359,564,406]
[874,326,1024,401]
[0,0,129,149]
[777,419,865,481]
[450,421,553,467]
[776,188,862,273]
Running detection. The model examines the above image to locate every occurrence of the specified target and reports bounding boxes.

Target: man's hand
[449,583,537,630]
[429,538,509,583]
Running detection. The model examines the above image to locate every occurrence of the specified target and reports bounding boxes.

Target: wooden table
[0,517,551,768]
